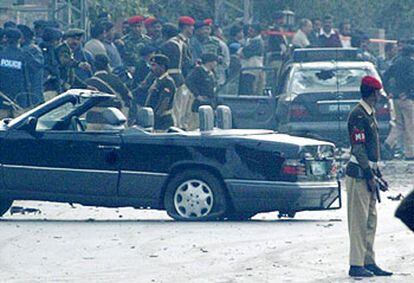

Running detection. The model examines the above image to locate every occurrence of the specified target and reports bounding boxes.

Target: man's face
[303,22,313,34]
[197,26,211,39]
[341,23,351,36]
[122,23,130,35]
[104,28,114,41]
[247,27,258,38]
[323,19,333,32]
[313,20,322,31]
[66,36,82,50]
[183,25,194,37]
[147,22,162,38]
[150,61,164,76]
[131,23,144,35]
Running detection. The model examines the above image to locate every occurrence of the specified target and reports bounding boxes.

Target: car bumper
[281,121,390,144]
[224,179,341,213]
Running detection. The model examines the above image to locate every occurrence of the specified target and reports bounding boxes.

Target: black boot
[364,264,393,276]
[348,266,374,277]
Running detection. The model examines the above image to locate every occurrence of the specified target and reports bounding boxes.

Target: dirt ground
[0,161,413,283]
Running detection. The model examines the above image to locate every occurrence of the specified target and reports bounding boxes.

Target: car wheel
[164,170,227,221]
[0,198,13,217]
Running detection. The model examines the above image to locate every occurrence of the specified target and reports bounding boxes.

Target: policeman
[17,24,45,106]
[122,15,151,73]
[144,17,163,47]
[345,76,393,278]
[145,54,176,131]
[0,28,29,115]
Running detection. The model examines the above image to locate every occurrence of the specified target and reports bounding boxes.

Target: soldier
[122,15,151,74]
[144,17,163,47]
[345,76,393,278]
[185,53,218,130]
[145,54,176,131]
[39,27,63,98]
[190,21,222,64]
[0,28,28,117]
[85,54,132,120]
[56,29,92,90]
[161,16,194,127]
[17,24,45,106]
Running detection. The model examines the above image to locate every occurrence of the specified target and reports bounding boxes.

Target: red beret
[144,17,158,27]
[361,76,382,90]
[178,16,195,26]
[128,15,145,25]
[204,18,213,26]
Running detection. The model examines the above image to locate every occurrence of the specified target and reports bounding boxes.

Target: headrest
[216,105,232,129]
[199,105,214,132]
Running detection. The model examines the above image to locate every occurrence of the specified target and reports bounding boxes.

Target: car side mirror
[20,116,37,133]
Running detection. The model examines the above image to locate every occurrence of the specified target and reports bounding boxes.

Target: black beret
[201,52,218,64]
[4,28,22,40]
[64,28,85,39]
[17,24,34,40]
[42,27,63,42]
[140,45,157,56]
[150,54,170,67]
[33,20,48,29]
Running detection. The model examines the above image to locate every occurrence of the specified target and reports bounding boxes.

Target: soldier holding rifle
[345,76,393,278]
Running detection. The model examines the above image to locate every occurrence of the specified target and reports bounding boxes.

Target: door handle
[97,145,120,150]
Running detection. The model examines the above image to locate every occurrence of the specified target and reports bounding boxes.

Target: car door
[2,101,121,198]
[217,67,278,130]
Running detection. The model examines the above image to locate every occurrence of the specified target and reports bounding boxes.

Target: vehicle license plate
[328,104,351,112]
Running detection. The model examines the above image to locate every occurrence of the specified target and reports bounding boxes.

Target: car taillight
[288,104,309,120]
[282,159,306,180]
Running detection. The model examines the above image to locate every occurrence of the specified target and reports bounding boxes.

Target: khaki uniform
[145,72,176,130]
[345,100,380,266]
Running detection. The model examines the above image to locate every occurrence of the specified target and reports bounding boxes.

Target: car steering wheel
[70,116,85,132]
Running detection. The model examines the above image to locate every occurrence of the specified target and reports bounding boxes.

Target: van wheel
[164,170,227,221]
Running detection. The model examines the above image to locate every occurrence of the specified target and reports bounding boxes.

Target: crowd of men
[0,12,409,136]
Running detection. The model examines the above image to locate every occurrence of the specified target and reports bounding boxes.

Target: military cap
[42,27,63,42]
[194,21,208,30]
[33,20,48,29]
[150,54,170,68]
[140,45,157,56]
[144,17,159,27]
[17,24,34,40]
[178,16,195,26]
[4,28,22,40]
[201,53,218,64]
[64,28,85,39]
[204,18,213,26]
[361,76,382,90]
[3,21,17,29]
[128,15,145,25]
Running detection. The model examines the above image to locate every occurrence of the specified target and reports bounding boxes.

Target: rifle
[372,168,389,203]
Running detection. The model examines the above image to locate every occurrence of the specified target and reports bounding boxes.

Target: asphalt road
[0,162,413,283]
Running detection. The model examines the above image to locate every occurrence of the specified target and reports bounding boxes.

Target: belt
[168,69,182,75]
[349,155,378,169]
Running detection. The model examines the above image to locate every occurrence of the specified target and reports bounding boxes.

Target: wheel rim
[173,179,214,218]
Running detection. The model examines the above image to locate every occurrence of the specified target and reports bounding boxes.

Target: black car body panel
[0,90,340,217]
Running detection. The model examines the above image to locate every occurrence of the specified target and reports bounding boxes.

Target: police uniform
[190,21,222,63]
[121,16,151,69]
[345,76,392,277]
[0,28,29,114]
[40,27,62,96]
[145,55,176,131]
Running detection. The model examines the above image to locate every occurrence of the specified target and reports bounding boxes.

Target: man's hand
[367,178,376,192]
[79,62,92,72]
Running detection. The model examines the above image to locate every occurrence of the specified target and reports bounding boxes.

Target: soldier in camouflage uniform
[121,16,151,74]
[190,21,222,65]
[56,29,92,91]
[345,76,393,278]
[145,54,176,131]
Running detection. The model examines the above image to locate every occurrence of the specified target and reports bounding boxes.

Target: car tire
[0,198,12,217]
[164,169,227,221]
